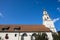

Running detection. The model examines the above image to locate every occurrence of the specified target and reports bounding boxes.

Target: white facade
[0,32,52,40]
[0,32,38,40]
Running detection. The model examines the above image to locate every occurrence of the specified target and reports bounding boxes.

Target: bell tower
[43,9,57,32]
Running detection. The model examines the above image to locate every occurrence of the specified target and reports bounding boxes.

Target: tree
[35,33,48,40]
[52,33,59,40]
[58,31,60,40]
[42,33,48,40]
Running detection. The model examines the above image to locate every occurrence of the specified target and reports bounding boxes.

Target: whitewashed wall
[0,32,19,40]
[0,32,53,40]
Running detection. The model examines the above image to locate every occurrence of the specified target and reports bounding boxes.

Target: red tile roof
[0,25,51,32]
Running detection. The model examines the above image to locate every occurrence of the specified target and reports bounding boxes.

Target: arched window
[31,33,37,40]
[0,37,1,40]
[5,34,9,39]
[42,33,48,40]
[47,17,49,19]
[21,33,27,40]
[44,17,47,21]
[15,34,17,37]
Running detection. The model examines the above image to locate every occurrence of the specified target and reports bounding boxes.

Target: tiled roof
[0,25,51,32]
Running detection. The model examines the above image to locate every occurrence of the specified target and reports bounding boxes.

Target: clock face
[44,15,49,21]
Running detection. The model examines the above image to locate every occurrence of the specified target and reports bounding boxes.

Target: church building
[0,9,57,40]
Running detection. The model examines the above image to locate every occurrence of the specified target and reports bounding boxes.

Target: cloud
[0,13,4,17]
[58,0,60,2]
[53,18,60,23]
[57,7,60,12]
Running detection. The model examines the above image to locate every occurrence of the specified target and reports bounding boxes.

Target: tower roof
[43,9,48,15]
[43,9,46,11]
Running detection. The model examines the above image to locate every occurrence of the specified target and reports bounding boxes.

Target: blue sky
[0,0,60,31]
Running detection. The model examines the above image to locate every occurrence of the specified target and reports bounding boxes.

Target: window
[42,33,48,40]
[5,34,9,39]
[44,17,47,21]
[15,34,17,37]
[2,27,10,31]
[47,17,49,19]
[14,27,21,31]
[22,33,27,36]
[31,33,37,40]
[21,33,27,40]
[32,33,37,36]
[0,37,1,40]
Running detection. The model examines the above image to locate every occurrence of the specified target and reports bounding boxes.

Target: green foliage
[52,32,60,40]
[58,32,60,40]
[35,32,60,40]
[35,33,48,40]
